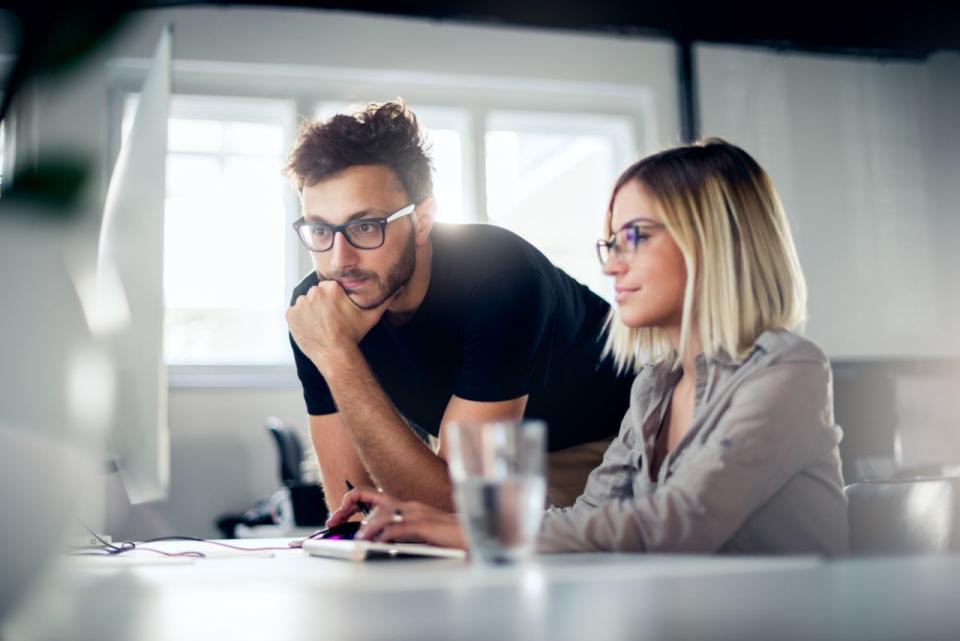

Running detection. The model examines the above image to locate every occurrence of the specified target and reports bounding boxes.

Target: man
[285,101,631,513]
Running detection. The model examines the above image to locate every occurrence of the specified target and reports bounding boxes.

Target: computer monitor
[96,25,172,504]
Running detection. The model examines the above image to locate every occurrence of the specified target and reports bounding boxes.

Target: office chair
[265,417,328,527]
[845,478,960,555]
[216,418,326,536]
[265,416,304,487]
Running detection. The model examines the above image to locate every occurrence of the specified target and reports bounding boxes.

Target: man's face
[301,165,417,310]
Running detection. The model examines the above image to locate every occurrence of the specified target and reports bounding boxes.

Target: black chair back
[265,416,304,486]
[845,478,960,555]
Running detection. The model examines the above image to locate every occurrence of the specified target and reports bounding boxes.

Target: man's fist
[286,280,391,371]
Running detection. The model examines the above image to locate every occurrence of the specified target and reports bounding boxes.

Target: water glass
[446,420,546,563]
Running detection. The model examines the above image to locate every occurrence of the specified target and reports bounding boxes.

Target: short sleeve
[453,269,553,402]
[289,272,337,416]
[289,332,337,416]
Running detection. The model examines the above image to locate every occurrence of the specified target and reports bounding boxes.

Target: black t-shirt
[289,223,632,452]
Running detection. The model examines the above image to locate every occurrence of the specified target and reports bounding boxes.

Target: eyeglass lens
[300,220,384,251]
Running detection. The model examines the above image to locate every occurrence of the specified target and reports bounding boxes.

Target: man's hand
[286,280,391,371]
[328,487,467,550]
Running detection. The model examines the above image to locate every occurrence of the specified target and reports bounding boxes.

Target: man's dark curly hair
[284,101,433,203]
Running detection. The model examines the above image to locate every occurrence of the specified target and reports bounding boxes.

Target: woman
[326,139,850,556]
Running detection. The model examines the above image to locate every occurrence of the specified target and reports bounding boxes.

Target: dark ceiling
[217,1,960,59]
[3,1,960,58]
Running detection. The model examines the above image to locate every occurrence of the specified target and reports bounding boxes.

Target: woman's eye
[312,227,332,237]
[623,228,650,248]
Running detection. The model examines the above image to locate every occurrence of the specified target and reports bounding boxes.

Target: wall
[697,45,960,358]
[105,388,306,539]
[696,45,960,475]
[107,6,680,144]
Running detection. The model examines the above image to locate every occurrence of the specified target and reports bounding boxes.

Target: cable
[71,524,294,558]
[138,536,294,553]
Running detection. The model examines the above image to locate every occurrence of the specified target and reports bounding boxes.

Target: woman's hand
[327,487,467,550]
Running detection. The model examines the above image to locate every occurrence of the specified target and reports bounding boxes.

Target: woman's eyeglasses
[595,222,664,265]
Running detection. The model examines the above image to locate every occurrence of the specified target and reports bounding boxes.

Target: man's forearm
[317,345,455,512]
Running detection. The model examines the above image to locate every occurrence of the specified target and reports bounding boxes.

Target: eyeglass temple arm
[385,204,416,223]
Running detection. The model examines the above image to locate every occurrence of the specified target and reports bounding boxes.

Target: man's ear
[413,196,436,246]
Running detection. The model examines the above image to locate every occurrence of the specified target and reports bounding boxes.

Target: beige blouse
[538,330,849,556]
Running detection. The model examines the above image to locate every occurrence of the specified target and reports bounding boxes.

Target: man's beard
[322,228,417,310]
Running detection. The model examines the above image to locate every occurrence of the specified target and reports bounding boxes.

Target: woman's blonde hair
[603,138,807,373]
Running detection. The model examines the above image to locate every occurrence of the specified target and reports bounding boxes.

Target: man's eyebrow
[303,209,387,224]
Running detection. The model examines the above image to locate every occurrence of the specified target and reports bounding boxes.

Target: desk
[6,539,960,641]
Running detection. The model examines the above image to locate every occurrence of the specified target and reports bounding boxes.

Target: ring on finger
[391,508,404,524]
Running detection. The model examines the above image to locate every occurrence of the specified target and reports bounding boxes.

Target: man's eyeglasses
[595,222,664,265]
[292,204,415,252]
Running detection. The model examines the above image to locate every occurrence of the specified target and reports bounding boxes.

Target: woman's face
[603,180,687,330]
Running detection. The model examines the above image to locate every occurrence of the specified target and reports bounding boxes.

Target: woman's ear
[413,196,436,245]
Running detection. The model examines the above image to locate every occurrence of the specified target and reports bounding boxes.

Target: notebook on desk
[302,537,467,561]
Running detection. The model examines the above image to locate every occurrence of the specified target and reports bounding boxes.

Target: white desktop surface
[6,539,960,641]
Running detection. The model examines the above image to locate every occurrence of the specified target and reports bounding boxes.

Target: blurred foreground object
[0,211,112,622]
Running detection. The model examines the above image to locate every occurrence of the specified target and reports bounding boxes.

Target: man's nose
[328,232,358,271]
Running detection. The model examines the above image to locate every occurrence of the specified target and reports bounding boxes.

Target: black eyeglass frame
[292,203,416,252]
[595,222,665,266]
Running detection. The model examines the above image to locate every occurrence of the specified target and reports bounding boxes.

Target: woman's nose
[602,253,626,277]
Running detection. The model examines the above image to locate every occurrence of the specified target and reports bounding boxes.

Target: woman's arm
[545,374,645,515]
[538,360,841,553]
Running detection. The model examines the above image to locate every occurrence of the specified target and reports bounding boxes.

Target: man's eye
[312,226,332,237]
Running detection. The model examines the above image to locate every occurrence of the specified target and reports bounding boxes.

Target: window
[412,106,475,224]
[114,90,639,376]
[316,103,634,298]
[123,95,297,365]
[485,111,634,298]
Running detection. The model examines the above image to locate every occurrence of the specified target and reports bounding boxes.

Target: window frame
[483,109,637,300]
[105,57,658,387]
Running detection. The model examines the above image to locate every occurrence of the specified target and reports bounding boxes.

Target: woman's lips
[614,286,638,303]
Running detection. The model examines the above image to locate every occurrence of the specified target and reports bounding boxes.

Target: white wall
[106,388,306,539]
[97,6,681,538]
[107,6,680,148]
[697,45,960,358]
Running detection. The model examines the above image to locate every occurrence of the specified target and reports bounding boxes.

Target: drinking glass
[446,420,546,563]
